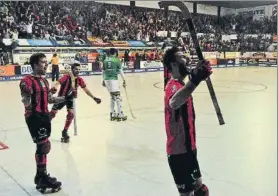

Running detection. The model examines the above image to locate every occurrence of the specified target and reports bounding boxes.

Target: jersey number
[107,62,112,69]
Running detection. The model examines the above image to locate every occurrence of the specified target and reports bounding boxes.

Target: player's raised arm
[169,60,212,110]
[162,47,212,110]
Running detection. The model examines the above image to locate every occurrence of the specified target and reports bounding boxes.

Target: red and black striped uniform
[164,78,201,193]
[20,75,50,117]
[58,74,86,96]
[50,74,86,132]
[20,75,52,174]
[164,79,196,154]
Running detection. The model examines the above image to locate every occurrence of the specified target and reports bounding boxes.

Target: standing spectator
[51,53,60,82]
[26,18,34,39]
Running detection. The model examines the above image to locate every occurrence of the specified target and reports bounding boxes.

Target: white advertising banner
[140,61,163,68]
[13,52,77,65]
[20,63,92,75]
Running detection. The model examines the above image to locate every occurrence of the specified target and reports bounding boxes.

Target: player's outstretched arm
[82,87,101,104]
[82,87,96,99]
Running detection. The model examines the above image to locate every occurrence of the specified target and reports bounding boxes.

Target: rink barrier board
[0,61,276,82]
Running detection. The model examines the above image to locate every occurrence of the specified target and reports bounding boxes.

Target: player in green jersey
[102,48,127,121]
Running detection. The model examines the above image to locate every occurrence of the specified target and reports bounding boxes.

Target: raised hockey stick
[123,86,136,119]
[67,71,78,135]
[159,1,225,125]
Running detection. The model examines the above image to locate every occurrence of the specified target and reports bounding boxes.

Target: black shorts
[25,113,51,143]
[168,151,202,193]
[52,100,73,111]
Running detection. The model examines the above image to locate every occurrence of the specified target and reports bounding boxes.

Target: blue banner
[127,41,146,47]
[27,39,53,46]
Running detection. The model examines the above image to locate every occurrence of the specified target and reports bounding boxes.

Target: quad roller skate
[116,112,127,122]
[110,111,117,121]
[35,173,62,194]
[34,173,56,185]
[61,130,70,143]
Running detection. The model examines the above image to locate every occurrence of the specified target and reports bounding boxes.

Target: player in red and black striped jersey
[49,63,101,142]
[163,46,212,196]
[19,53,75,193]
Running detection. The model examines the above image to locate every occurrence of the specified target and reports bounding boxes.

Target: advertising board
[140,61,163,68]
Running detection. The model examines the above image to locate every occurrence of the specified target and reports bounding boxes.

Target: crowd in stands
[0,1,276,53]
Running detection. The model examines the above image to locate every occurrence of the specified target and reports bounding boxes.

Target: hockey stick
[123,86,136,119]
[159,1,225,125]
[67,71,78,135]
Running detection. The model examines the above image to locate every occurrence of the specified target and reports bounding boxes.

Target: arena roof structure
[187,1,277,9]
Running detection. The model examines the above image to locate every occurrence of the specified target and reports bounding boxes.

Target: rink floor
[0,67,276,196]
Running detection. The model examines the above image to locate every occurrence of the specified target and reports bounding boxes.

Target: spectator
[0,1,275,52]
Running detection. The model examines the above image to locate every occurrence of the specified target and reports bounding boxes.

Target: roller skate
[116,112,127,121]
[34,173,56,185]
[35,173,62,194]
[61,130,70,143]
[110,111,117,121]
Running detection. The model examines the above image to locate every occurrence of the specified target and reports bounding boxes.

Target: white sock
[115,95,123,115]
[110,96,115,114]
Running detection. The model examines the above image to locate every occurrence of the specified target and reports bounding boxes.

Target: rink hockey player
[49,63,101,143]
[102,48,127,121]
[163,46,212,196]
[19,53,75,193]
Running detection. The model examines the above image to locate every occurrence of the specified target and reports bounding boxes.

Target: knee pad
[194,184,209,196]
[67,110,74,120]
[110,94,117,101]
[113,91,120,96]
[115,95,122,101]
[36,139,51,155]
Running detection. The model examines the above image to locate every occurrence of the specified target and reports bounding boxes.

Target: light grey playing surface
[0,67,276,196]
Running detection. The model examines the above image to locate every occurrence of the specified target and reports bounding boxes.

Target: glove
[93,97,101,104]
[49,87,57,94]
[190,60,212,86]
[65,89,77,100]
[123,80,126,88]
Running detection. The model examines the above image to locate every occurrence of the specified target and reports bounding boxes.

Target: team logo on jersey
[171,85,177,93]
[40,80,46,88]
[38,127,47,138]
